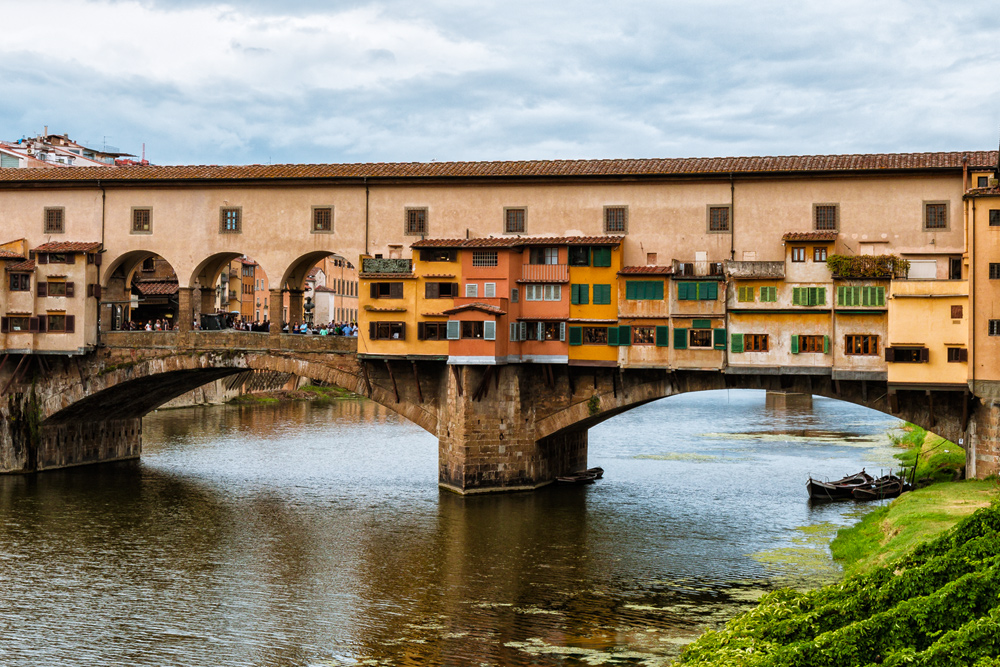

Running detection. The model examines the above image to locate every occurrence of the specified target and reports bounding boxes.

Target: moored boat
[806,469,874,501]
[852,474,906,501]
[556,467,604,484]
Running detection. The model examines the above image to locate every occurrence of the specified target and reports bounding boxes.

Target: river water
[0,390,902,666]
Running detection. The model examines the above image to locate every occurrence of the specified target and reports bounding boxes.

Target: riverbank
[226,384,357,404]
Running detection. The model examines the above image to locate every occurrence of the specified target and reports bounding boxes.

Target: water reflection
[0,390,900,666]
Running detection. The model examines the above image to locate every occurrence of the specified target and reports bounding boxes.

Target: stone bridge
[0,331,993,492]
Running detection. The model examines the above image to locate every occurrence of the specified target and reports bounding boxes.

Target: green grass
[228,394,279,405]
[298,384,353,398]
[891,423,966,485]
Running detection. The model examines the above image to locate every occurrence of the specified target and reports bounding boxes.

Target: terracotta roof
[135,281,179,296]
[33,241,102,253]
[364,305,407,312]
[314,285,336,293]
[0,250,25,259]
[420,273,456,278]
[441,302,507,316]
[0,152,995,184]
[619,265,674,275]
[411,235,624,249]
[421,312,449,317]
[358,272,415,279]
[6,259,34,271]
[966,186,1000,197]
[782,231,839,242]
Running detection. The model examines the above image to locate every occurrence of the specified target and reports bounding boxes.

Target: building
[0,131,143,168]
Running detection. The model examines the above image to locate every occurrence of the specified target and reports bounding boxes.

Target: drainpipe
[364,177,370,256]
[97,180,106,345]
[970,195,976,478]
[729,173,735,261]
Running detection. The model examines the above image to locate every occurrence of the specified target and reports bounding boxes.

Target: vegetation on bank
[890,423,966,486]
[227,384,357,404]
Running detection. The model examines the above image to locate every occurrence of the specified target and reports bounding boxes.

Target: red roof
[619,265,674,275]
[442,302,507,316]
[411,235,624,249]
[782,231,839,242]
[0,249,25,259]
[33,241,102,253]
[0,152,994,184]
[135,281,179,296]
[314,285,336,293]
[6,259,34,271]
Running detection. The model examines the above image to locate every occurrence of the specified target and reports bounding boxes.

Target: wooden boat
[806,469,874,501]
[852,475,906,501]
[556,467,604,484]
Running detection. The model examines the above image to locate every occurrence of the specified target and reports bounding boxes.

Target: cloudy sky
[2,0,998,165]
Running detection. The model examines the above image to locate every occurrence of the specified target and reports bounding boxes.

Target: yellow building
[567,239,623,367]
[614,266,672,368]
[885,279,968,389]
[357,257,418,358]
[967,185,1000,398]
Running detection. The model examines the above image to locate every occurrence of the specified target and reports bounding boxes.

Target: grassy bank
[228,384,357,404]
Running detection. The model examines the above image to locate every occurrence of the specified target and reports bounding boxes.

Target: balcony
[725,261,785,280]
[362,258,412,275]
[518,263,569,283]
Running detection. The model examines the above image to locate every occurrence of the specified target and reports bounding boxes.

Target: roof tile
[441,302,507,316]
[782,231,839,242]
[619,265,674,275]
[33,241,102,253]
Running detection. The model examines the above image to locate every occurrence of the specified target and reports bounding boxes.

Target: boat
[806,469,874,501]
[852,474,906,501]
[556,467,604,484]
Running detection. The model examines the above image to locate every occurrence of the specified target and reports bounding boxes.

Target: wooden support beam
[926,390,936,428]
[1,355,28,396]
[962,390,971,432]
[567,367,575,395]
[384,360,400,403]
[834,379,841,397]
[360,361,373,397]
[494,365,501,390]
[888,390,898,414]
[862,379,868,403]
[593,368,598,390]
[452,365,463,396]
[611,370,618,398]
[472,365,493,402]
[411,361,423,403]
[619,368,627,398]
[0,354,8,377]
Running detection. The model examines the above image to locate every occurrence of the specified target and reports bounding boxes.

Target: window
[3,316,31,332]
[813,247,827,262]
[845,335,879,355]
[759,286,777,302]
[990,210,1000,227]
[947,348,968,363]
[797,335,827,353]
[791,247,806,262]
[814,204,838,231]
[990,263,1000,279]
[990,320,1000,336]
[132,208,151,233]
[422,249,455,262]
[405,208,427,235]
[689,329,713,348]
[9,274,29,291]
[632,326,655,344]
[142,257,155,272]
[220,207,241,233]
[425,282,458,298]
[707,205,731,233]
[886,346,927,362]
[461,321,485,339]
[737,286,754,302]
[525,284,561,301]
[472,251,498,267]
[504,208,525,234]
[979,176,989,187]
[44,207,64,234]
[484,282,496,298]
[369,321,406,340]
[569,246,590,266]
[47,314,73,332]
[370,282,403,299]
[313,207,333,232]
[511,288,519,303]
[593,284,612,304]
[46,281,67,296]
[465,283,479,298]
[604,206,627,233]
[677,282,718,301]
[592,247,612,267]
[952,305,963,319]
[625,280,664,300]
[530,247,559,265]
[792,286,826,306]
[744,334,769,352]
[837,285,884,307]
[924,202,948,230]
[570,284,589,304]
[583,327,608,344]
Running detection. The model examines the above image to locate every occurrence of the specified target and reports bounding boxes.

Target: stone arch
[100,250,183,331]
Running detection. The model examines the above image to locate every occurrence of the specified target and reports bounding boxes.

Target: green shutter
[655,325,669,347]
[731,332,744,353]
[581,285,589,304]
[674,327,688,349]
[824,335,830,354]
[619,325,631,346]
[592,246,612,267]
[607,326,619,346]
[818,287,826,305]
[876,286,885,306]
[569,326,583,346]
[837,286,846,306]
[792,287,801,305]
[714,328,726,349]
[678,282,692,300]
[791,335,799,354]
[625,281,637,300]
[571,284,580,304]
[652,281,664,300]
[698,282,718,300]
[594,284,611,304]
[692,319,711,329]
[761,286,777,302]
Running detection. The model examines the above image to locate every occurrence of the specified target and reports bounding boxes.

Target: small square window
[313,207,333,233]
[990,210,1000,227]
[9,273,30,291]
[471,251,498,267]
[707,205,731,233]
[951,305,964,319]
[947,348,968,363]
[405,208,427,235]
[647,252,657,264]
[924,202,948,230]
[990,264,1000,280]
[978,176,989,187]
[814,204,838,231]
[504,208,525,234]
[991,320,1000,336]
[813,247,827,262]
[44,207,64,234]
[791,247,806,262]
[604,206,628,234]
[220,207,241,233]
[132,208,151,234]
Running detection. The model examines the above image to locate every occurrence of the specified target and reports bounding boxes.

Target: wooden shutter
[38,282,47,296]
[93,284,101,300]
[625,281,637,300]
[0,317,7,333]
[425,282,439,299]
[65,315,75,333]
[369,322,377,339]
[485,283,496,298]
[593,247,611,267]
[536,322,543,341]
[692,319,711,329]
[920,347,929,362]
[447,320,460,340]
[651,281,664,300]
[677,282,691,300]
[65,282,74,298]
[730,332,744,353]
[885,347,895,362]
[510,323,518,341]
[875,286,885,306]
[484,321,496,341]
[837,286,845,306]
[571,284,580,304]
[792,287,801,305]
[580,285,589,304]
[791,335,799,354]
[618,325,631,346]
[370,283,378,299]
[607,326,619,346]
[559,322,566,342]
[94,252,102,266]
[66,254,76,264]
[959,348,969,362]
[417,322,426,339]
[714,328,726,349]
[520,322,527,341]
[389,283,403,299]
[702,282,718,300]
[569,326,583,346]
[817,287,826,305]
[38,253,48,265]
[823,335,830,354]
[28,317,39,332]
[655,325,669,347]
[673,327,687,349]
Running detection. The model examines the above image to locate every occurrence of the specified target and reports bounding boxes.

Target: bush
[826,254,910,278]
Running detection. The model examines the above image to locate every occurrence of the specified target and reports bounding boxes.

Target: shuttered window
[607,326,620,346]
[730,333,744,353]
[673,327,688,349]
[592,246,612,267]
[446,320,460,339]
[569,326,583,346]
[617,325,631,346]
[625,281,663,300]
[792,286,826,306]
[737,286,754,302]
[570,284,590,304]
[593,284,612,304]
[837,285,885,306]
[484,321,496,341]
[713,328,727,349]
[759,286,777,302]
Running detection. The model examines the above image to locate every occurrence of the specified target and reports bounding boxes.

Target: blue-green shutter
[619,325,631,346]
[714,328,726,350]
[571,284,579,304]
[674,327,688,349]
[607,326,619,346]
[823,335,830,354]
[592,246,612,267]
[652,281,664,300]
[692,319,711,329]
[731,333,744,353]
[700,282,718,300]
[580,285,589,304]
[791,335,799,354]
[837,286,846,306]
[569,326,583,346]
[447,320,460,340]
[655,326,669,347]
[625,281,638,300]
[876,286,885,306]
[678,282,692,300]
[817,287,826,305]
[593,284,611,304]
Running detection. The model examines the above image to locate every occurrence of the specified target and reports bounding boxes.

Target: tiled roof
[135,281,179,296]
[441,302,507,316]
[358,272,415,279]
[782,231,839,242]
[0,249,25,259]
[966,186,1000,197]
[314,285,336,293]
[420,273,456,278]
[619,265,674,275]
[0,152,995,184]
[411,235,624,249]
[33,241,102,253]
[421,312,449,317]
[6,259,34,271]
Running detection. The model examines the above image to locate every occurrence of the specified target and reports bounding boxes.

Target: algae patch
[634,453,718,462]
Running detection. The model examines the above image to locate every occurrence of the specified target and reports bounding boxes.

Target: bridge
[0,330,977,493]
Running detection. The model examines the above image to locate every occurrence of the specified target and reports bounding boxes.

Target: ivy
[826,254,910,279]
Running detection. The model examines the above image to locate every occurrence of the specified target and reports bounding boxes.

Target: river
[0,389,902,666]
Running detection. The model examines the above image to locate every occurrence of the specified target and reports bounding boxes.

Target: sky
[2,0,999,166]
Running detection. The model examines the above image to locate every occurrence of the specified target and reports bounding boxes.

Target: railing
[520,263,569,283]
[102,330,357,353]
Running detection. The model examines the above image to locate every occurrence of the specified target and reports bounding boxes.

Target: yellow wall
[887,280,968,385]
[970,194,1000,388]
[357,274,418,357]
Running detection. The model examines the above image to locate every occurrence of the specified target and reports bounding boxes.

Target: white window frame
[543,285,561,301]
[446,320,460,339]
[484,321,496,340]
[484,282,496,298]
[465,283,479,298]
